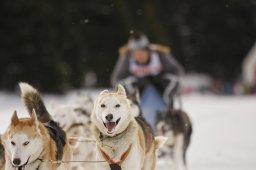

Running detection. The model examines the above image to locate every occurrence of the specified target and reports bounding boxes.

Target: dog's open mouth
[103,118,121,134]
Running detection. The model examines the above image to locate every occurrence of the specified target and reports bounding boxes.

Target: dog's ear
[11,110,19,126]
[99,90,109,96]
[116,84,126,96]
[31,109,40,132]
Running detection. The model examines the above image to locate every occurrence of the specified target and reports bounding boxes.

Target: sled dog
[52,94,93,140]
[2,83,72,170]
[156,107,192,170]
[91,84,167,170]
[127,89,192,170]
[52,95,95,170]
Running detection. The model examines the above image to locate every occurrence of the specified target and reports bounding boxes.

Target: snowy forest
[0,0,256,92]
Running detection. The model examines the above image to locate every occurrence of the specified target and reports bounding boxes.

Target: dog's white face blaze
[3,111,44,167]
[97,96,131,135]
[92,85,132,136]
[7,133,43,167]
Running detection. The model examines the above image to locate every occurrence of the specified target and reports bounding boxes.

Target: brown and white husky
[2,83,72,170]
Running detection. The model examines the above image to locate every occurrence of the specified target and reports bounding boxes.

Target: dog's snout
[105,114,113,121]
[13,158,21,166]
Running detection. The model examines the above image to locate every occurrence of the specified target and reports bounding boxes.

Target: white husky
[91,84,167,170]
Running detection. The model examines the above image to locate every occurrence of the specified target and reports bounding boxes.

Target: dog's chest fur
[94,120,137,160]
[93,120,145,169]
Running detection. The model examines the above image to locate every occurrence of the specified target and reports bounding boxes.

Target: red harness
[100,144,132,165]
[148,133,153,151]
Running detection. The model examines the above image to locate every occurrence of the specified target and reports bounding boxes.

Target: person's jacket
[111,44,184,104]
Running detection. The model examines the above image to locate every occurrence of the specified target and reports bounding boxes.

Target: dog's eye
[11,141,15,146]
[23,141,30,146]
[101,104,106,108]
[115,104,120,108]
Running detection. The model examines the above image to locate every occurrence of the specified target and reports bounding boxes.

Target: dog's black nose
[105,114,113,121]
[13,158,21,166]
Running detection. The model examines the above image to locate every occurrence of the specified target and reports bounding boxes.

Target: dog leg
[4,161,13,170]
[157,155,175,170]
[142,154,156,170]
[173,134,186,170]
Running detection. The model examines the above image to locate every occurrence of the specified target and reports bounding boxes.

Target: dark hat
[127,32,150,51]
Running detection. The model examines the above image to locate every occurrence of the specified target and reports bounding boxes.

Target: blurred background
[0,0,256,93]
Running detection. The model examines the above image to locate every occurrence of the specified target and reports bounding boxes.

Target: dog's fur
[51,95,95,170]
[52,105,85,138]
[156,108,192,170]
[127,89,141,117]
[2,83,72,170]
[127,89,192,170]
[91,85,166,170]
[0,135,5,170]
[52,95,93,139]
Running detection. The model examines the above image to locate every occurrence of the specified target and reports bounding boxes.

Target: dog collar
[100,144,132,170]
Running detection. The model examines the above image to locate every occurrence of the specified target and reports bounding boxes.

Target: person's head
[128,32,150,64]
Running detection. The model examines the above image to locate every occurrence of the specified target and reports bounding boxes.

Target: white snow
[0,90,256,170]
[183,94,256,170]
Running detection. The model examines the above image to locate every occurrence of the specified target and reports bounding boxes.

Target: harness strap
[148,133,153,148]
[100,144,132,165]
[135,117,154,152]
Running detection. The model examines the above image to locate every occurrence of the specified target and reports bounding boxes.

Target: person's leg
[140,85,166,131]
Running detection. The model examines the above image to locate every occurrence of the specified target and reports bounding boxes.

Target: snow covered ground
[184,95,256,170]
[0,90,256,170]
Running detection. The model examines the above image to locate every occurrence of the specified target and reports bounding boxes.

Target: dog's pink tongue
[106,122,116,131]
